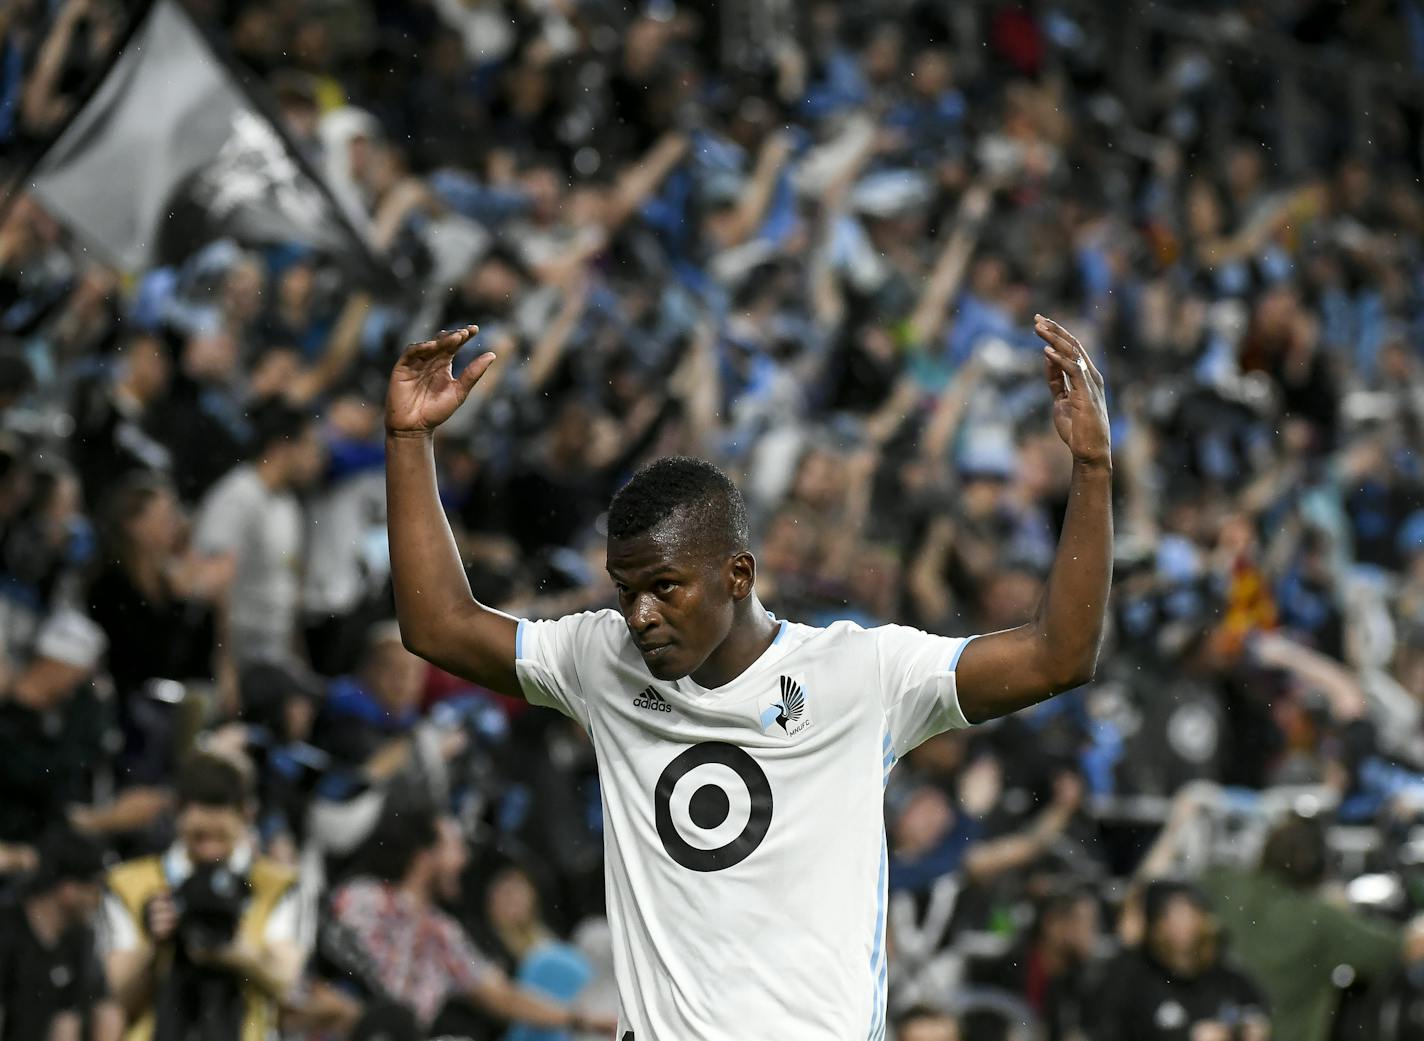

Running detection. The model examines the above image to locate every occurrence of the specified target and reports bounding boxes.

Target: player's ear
[727,550,756,602]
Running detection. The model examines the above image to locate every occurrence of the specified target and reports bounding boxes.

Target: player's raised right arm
[384,325,521,697]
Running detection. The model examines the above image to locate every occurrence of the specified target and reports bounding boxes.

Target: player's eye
[615,583,630,596]
[655,580,677,595]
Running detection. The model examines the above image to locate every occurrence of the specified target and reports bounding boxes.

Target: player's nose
[628,594,661,634]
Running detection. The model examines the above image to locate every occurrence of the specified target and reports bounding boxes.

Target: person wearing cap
[0,828,121,1041]
[0,595,111,846]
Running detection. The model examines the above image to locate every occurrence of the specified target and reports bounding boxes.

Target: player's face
[607,527,734,682]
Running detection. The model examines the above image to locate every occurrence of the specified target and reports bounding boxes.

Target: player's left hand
[1035,315,1110,470]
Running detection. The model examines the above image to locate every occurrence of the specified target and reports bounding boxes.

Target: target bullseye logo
[654,742,773,872]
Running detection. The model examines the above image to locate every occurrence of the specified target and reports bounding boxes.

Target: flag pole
[2,0,393,293]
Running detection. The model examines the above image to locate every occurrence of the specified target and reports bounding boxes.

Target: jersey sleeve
[513,610,619,730]
[871,623,979,757]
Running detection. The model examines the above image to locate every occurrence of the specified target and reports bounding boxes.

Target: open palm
[1036,315,1110,468]
[385,324,496,436]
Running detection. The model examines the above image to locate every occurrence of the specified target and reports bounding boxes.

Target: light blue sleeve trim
[772,619,789,645]
[948,634,977,672]
[515,618,527,660]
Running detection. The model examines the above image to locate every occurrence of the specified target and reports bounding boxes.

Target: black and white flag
[23,0,382,280]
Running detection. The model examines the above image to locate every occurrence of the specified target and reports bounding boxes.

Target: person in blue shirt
[315,621,426,770]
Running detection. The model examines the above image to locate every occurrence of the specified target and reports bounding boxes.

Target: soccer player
[384,315,1112,1039]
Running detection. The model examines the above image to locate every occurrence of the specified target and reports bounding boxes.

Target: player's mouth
[638,642,675,660]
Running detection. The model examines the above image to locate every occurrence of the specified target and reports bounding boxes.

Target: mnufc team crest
[760,675,813,737]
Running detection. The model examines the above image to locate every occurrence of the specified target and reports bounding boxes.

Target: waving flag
[19,0,382,281]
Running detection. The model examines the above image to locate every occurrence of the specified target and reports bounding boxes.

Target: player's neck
[688,596,780,689]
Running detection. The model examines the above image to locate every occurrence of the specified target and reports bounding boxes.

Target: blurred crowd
[4,0,1424,1038]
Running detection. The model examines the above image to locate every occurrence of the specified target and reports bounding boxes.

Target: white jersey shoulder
[515,610,978,756]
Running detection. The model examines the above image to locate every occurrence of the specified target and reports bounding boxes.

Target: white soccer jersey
[515,610,979,1041]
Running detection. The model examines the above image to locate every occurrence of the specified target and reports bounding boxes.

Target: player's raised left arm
[955,315,1112,724]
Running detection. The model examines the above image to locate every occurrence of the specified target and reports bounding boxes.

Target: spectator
[313,621,425,770]
[483,863,555,970]
[192,399,325,669]
[87,473,225,786]
[235,657,325,856]
[1140,795,1408,1041]
[301,386,387,678]
[328,803,613,1035]
[972,884,1102,1041]
[1199,815,1400,1041]
[142,323,249,504]
[1092,880,1269,1041]
[0,644,107,845]
[477,859,606,1041]
[69,332,173,508]
[888,770,1083,896]
[0,462,96,674]
[0,828,120,1041]
[100,752,310,1041]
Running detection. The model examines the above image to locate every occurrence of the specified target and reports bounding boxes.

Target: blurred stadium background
[3,0,1424,1039]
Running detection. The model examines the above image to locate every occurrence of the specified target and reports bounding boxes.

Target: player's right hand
[385,324,496,437]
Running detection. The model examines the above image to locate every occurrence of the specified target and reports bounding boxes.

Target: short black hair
[1031,880,1098,938]
[358,800,440,883]
[1259,812,1328,888]
[100,471,174,560]
[31,828,106,894]
[238,658,324,732]
[249,396,316,455]
[176,752,251,811]
[478,241,531,283]
[1142,879,1210,930]
[607,456,749,558]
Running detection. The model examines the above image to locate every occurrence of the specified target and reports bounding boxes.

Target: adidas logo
[632,686,673,713]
